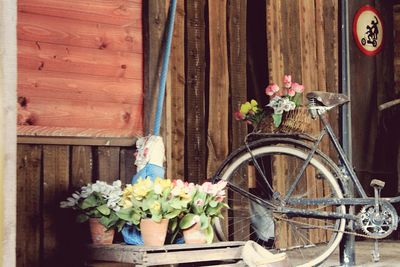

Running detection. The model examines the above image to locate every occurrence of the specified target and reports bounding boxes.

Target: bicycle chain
[273,214,376,239]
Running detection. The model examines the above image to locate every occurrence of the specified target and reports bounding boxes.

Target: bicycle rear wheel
[214,145,346,267]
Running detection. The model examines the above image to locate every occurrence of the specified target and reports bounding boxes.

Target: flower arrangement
[60,180,125,231]
[235,75,305,128]
[179,180,228,243]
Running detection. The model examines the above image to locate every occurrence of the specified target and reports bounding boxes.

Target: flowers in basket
[235,75,305,128]
[179,180,228,243]
[60,180,125,231]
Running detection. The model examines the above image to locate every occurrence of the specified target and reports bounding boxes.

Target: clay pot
[89,218,115,245]
[183,222,207,244]
[140,218,169,246]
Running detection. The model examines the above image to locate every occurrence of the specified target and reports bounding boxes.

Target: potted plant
[60,180,125,244]
[116,177,192,246]
[179,180,229,244]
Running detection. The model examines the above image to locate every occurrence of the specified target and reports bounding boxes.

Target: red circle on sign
[352,5,384,56]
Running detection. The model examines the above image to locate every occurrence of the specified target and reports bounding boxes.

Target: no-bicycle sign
[353,5,383,56]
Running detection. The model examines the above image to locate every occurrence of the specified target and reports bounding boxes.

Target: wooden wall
[17,144,135,267]
[349,1,399,196]
[17,0,144,137]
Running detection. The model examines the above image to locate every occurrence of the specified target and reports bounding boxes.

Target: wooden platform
[85,241,245,266]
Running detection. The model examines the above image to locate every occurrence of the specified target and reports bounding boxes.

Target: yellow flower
[132,177,153,200]
[123,199,133,208]
[240,100,259,115]
[151,201,161,211]
[123,184,134,198]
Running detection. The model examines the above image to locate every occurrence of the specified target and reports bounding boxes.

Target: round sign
[353,6,383,56]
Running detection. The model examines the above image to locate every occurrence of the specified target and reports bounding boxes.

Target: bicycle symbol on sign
[361,15,379,47]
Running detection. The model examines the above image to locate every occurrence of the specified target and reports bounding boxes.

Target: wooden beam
[166,0,185,180]
[185,0,206,183]
[207,0,229,178]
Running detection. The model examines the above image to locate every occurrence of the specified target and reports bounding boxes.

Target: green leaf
[179,213,196,229]
[205,224,214,244]
[200,213,209,229]
[169,218,178,232]
[81,195,98,209]
[76,213,89,223]
[151,214,162,222]
[164,209,181,219]
[209,201,218,208]
[99,216,111,228]
[116,208,134,221]
[97,204,111,216]
[272,114,283,128]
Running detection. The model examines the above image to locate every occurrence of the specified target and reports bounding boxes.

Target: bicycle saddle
[306,91,350,108]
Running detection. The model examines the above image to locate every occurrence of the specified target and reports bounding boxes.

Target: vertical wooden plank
[185,0,207,183]
[97,147,120,182]
[166,0,185,180]
[143,0,167,134]
[17,144,42,267]
[228,0,248,241]
[207,0,229,178]
[120,147,136,184]
[71,146,93,189]
[42,145,70,266]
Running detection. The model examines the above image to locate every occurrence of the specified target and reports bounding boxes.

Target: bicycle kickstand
[370,179,386,262]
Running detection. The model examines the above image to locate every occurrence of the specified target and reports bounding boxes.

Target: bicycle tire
[214,145,346,267]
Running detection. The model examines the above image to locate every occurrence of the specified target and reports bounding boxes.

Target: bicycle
[212,91,400,267]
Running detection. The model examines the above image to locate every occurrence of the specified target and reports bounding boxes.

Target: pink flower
[292,82,304,93]
[195,199,204,206]
[234,111,245,121]
[287,88,295,97]
[215,196,225,202]
[265,83,280,96]
[283,75,292,88]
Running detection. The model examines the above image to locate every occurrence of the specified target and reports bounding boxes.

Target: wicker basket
[256,107,312,134]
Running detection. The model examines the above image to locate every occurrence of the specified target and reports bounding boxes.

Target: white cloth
[134,135,165,171]
[242,241,292,267]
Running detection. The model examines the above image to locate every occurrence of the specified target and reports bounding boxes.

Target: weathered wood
[16,145,42,267]
[228,0,248,241]
[18,0,142,26]
[120,147,136,184]
[18,13,143,53]
[86,242,244,265]
[185,0,206,184]
[42,145,70,266]
[18,69,142,105]
[22,96,143,132]
[71,146,93,189]
[96,147,121,182]
[166,0,185,180]
[143,0,166,134]
[18,40,143,79]
[207,0,229,178]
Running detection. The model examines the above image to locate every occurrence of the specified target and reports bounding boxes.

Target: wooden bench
[85,241,245,266]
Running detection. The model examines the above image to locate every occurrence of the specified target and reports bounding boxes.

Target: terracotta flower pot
[89,218,114,245]
[183,222,207,244]
[140,218,169,246]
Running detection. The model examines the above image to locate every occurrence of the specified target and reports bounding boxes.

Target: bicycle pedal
[370,179,385,189]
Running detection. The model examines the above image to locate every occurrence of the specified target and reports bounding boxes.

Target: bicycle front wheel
[214,145,346,267]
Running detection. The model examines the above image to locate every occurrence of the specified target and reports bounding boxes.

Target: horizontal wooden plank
[18,12,143,53]
[18,69,142,104]
[18,40,143,79]
[18,0,142,27]
[23,96,143,131]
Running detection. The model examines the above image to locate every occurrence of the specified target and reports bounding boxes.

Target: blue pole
[153,0,177,136]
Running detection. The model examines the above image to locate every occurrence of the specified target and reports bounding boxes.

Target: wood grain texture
[228,0,248,241]
[119,147,136,184]
[71,146,93,189]
[42,145,70,266]
[185,0,206,184]
[143,0,166,134]
[18,40,143,79]
[96,147,121,182]
[166,0,185,180]
[18,12,143,53]
[207,0,229,178]
[22,96,143,132]
[16,145,42,267]
[18,69,142,104]
[18,0,142,27]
